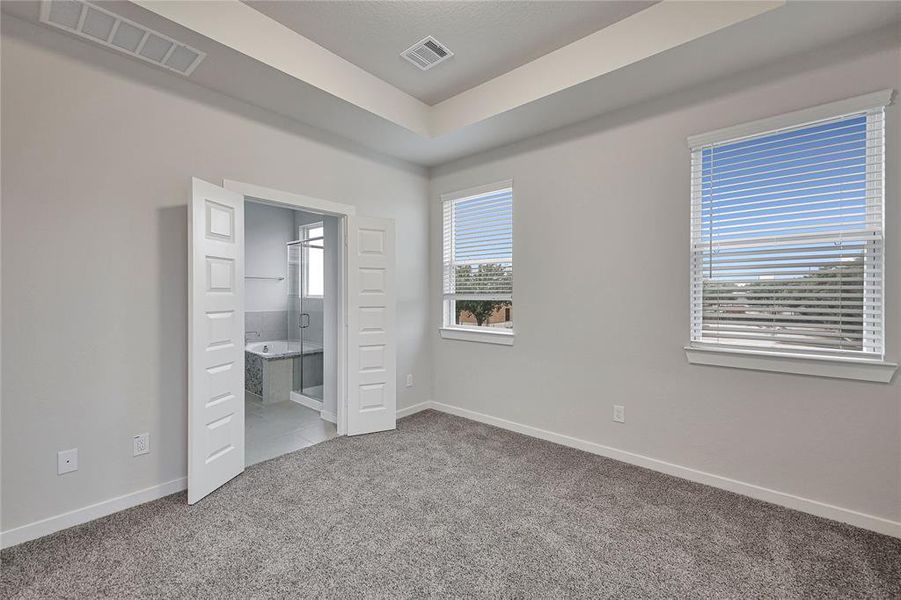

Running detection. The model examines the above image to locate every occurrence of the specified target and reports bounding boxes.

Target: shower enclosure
[287,228,325,402]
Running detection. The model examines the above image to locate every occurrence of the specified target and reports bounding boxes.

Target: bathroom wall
[245,202,297,342]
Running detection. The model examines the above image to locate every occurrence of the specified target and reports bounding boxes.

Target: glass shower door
[288,233,324,402]
[287,241,304,394]
[300,231,324,401]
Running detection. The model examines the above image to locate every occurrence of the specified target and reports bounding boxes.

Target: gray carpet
[2,410,900,599]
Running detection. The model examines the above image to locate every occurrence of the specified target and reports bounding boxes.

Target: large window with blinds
[690,101,885,358]
[442,182,513,333]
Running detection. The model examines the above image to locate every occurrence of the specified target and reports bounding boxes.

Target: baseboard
[6,400,894,549]
[321,409,337,424]
[290,391,323,412]
[0,477,187,549]
[428,401,901,539]
[396,400,432,419]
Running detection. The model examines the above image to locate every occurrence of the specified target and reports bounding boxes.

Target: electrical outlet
[613,405,625,423]
[58,448,78,475]
[406,374,414,388]
[133,433,150,456]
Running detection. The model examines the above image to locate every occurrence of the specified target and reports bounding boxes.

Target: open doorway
[243,201,340,466]
[189,178,397,504]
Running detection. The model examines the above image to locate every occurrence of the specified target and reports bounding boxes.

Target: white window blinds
[442,184,513,304]
[690,105,885,357]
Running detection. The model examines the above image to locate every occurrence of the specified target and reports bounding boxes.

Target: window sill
[440,327,514,346]
[684,345,897,383]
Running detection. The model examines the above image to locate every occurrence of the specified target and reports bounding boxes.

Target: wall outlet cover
[406,374,414,387]
[58,448,78,475]
[613,405,625,423]
[133,433,150,456]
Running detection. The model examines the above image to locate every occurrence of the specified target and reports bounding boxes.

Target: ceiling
[246,1,656,105]
[3,1,900,167]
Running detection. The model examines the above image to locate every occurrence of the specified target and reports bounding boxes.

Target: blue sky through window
[699,114,870,283]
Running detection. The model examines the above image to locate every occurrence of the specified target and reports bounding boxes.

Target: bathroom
[244,200,339,465]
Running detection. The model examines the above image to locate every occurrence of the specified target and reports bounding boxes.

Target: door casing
[223,179,355,437]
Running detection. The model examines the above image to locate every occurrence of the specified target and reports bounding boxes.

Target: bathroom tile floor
[245,392,337,466]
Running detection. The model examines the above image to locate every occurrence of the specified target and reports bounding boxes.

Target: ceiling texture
[4,1,900,167]
[246,0,657,105]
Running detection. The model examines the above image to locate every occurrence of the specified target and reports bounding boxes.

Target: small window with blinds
[690,104,885,358]
[442,182,513,332]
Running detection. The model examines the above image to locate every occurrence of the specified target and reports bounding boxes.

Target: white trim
[440,327,514,346]
[427,401,901,538]
[685,346,897,383]
[441,181,515,334]
[687,89,894,147]
[133,1,778,140]
[133,0,431,136]
[396,401,432,419]
[0,477,187,549]
[7,397,897,549]
[1,400,429,548]
[290,391,324,412]
[431,1,783,136]
[223,179,356,217]
[440,179,513,203]
[230,179,349,438]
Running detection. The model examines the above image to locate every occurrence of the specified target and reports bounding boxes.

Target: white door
[346,216,397,435]
[188,178,245,504]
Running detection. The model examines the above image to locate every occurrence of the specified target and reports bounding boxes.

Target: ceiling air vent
[40,0,205,76]
[401,36,453,71]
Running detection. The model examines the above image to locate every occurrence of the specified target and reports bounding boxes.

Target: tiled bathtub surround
[246,352,263,397]
[247,308,323,345]
[287,297,324,346]
[245,341,325,404]
[245,311,289,342]
[245,352,293,405]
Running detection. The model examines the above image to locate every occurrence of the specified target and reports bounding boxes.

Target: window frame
[299,221,324,299]
[685,90,897,382]
[440,180,515,345]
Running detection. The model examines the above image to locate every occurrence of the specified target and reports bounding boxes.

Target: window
[442,181,513,341]
[689,96,887,361]
[300,222,324,298]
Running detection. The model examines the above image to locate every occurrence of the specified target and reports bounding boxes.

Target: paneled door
[188,178,245,504]
[346,216,397,435]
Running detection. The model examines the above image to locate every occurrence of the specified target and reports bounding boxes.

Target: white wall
[0,17,431,532]
[430,40,901,523]
[245,202,295,313]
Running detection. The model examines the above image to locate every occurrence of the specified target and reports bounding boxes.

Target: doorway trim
[224,179,355,437]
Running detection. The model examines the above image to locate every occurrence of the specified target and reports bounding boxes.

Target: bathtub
[245,340,323,404]
[245,340,322,359]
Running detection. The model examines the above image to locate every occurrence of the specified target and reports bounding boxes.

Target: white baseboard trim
[0,477,187,549]
[290,391,324,412]
[429,401,901,539]
[6,400,895,549]
[396,401,432,419]
[321,409,337,424]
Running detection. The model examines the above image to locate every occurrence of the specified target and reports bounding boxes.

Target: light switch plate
[58,448,78,475]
